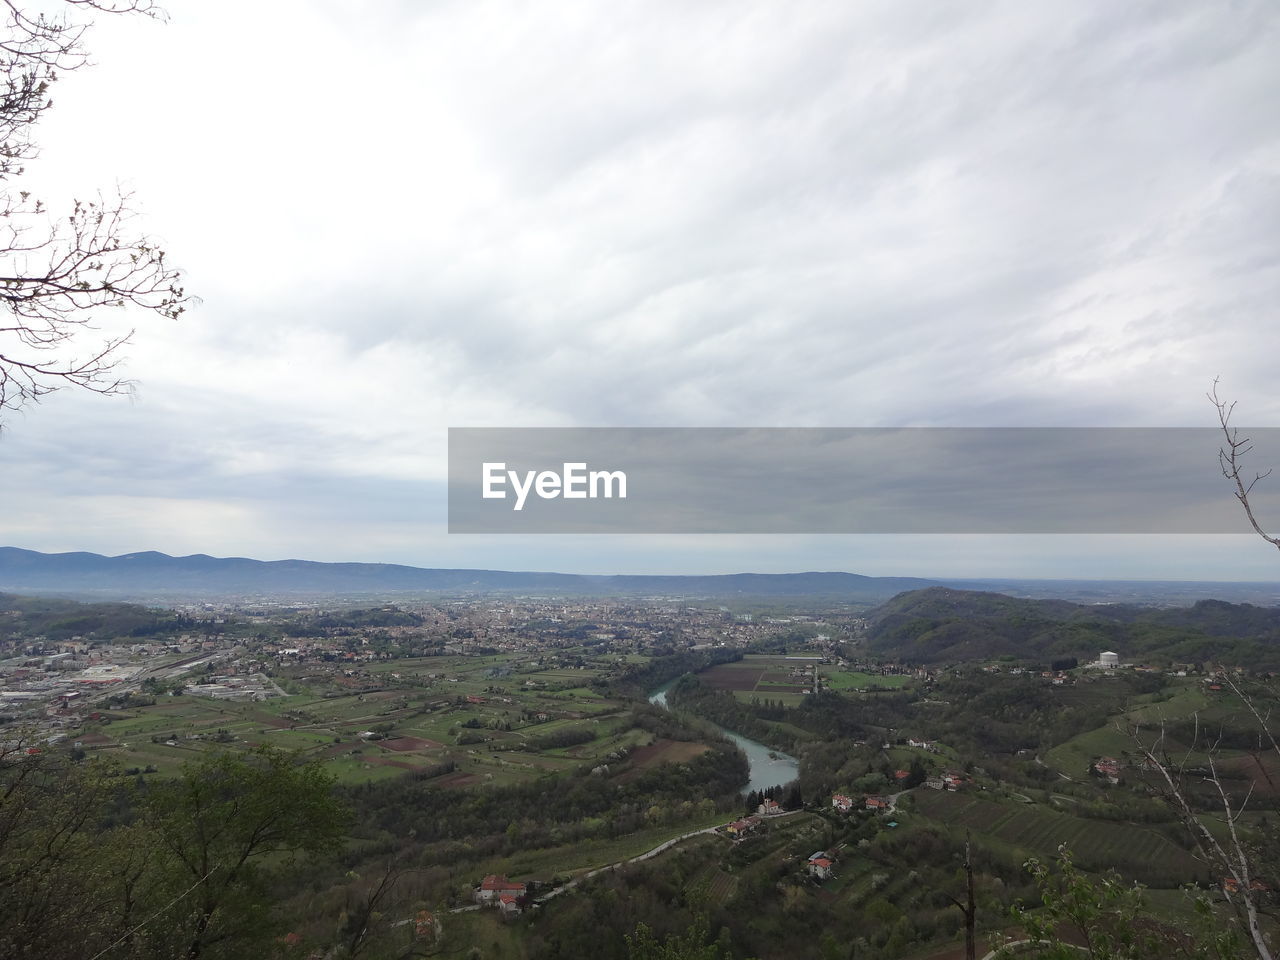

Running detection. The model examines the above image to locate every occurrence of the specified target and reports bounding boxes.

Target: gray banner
[447,428,1280,534]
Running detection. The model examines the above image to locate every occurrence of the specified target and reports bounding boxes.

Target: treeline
[523,726,597,751]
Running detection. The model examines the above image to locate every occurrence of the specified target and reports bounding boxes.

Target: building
[831,794,853,813]
[758,798,783,816]
[476,875,527,904]
[726,816,760,836]
[1099,651,1119,668]
[808,857,834,880]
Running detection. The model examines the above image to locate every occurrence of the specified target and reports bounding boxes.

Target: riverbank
[649,677,799,794]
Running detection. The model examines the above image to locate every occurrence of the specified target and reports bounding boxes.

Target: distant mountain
[0,547,938,601]
[865,586,1280,665]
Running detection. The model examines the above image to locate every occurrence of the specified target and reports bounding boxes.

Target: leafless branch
[0,1,193,420]
[1211,378,1280,552]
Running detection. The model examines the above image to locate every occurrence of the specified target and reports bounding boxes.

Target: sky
[1,0,1279,580]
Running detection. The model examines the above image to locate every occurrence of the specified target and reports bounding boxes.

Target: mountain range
[0,547,936,600]
[1,547,1276,606]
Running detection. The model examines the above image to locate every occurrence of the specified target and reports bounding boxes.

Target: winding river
[648,678,799,795]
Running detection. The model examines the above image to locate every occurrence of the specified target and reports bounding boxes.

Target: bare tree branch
[1210,378,1280,552]
[0,0,193,421]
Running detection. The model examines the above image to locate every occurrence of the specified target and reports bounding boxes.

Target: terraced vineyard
[911,789,1204,886]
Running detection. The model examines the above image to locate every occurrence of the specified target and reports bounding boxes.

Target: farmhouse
[807,853,835,880]
[476,875,527,904]
[831,793,853,813]
[865,795,889,811]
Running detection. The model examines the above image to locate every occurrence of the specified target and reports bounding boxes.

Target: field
[911,789,1201,884]
[1042,679,1240,775]
[700,655,816,706]
[68,652,665,787]
[821,669,912,691]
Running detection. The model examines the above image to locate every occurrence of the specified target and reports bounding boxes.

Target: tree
[1211,379,1280,554]
[945,839,977,960]
[0,736,131,959]
[1006,846,1241,960]
[143,745,351,959]
[0,0,192,421]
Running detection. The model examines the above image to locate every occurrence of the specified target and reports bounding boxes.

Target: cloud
[2,0,1279,576]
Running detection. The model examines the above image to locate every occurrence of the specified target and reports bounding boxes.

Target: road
[450,809,808,913]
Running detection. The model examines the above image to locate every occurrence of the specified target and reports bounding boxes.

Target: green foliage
[143,745,351,959]
[626,914,738,960]
[1008,847,1244,960]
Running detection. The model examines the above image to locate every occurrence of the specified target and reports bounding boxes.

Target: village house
[831,793,853,813]
[725,816,760,837]
[498,893,523,918]
[807,852,835,880]
[865,795,889,812]
[476,875,527,904]
[1092,757,1121,784]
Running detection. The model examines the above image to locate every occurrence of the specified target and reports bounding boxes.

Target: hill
[865,586,1280,666]
[0,547,937,601]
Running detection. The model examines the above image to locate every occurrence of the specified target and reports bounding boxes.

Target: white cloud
[3,0,1279,577]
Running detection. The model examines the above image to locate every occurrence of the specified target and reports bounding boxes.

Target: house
[808,857,834,880]
[476,875,527,903]
[893,769,910,783]
[1092,757,1121,784]
[498,893,523,918]
[725,816,759,836]
[1223,878,1269,895]
[758,798,783,816]
[865,795,889,811]
[924,777,945,790]
[831,793,854,813]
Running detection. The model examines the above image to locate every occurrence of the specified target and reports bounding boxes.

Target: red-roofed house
[831,793,853,813]
[865,795,889,811]
[808,857,834,880]
[498,893,523,917]
[476,875,527,904]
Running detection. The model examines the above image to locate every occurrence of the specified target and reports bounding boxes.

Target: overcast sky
[1,0,1279,580]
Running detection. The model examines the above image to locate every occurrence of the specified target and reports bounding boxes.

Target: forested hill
[0,593,184,640]
[865,587,1280,667]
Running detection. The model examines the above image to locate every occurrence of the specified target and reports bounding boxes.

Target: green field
[70,652,650,787]
[822,670,912,691]
[912,789,1200,885]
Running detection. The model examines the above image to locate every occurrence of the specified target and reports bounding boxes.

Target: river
[648,678,800,795]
